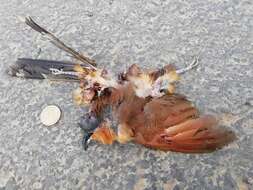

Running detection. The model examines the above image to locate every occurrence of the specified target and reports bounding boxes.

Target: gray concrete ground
[0,0,253,189]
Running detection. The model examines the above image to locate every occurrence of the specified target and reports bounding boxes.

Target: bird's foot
[176,56,199,74]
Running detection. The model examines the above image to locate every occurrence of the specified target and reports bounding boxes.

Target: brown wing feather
[143,94,199,128]
[133,95,236,153]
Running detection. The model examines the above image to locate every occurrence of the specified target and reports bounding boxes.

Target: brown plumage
[10,17,236,153]
[89,83,235,153]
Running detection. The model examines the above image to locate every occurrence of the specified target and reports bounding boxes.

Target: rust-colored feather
[91,121,117,144]
[91,86,236,153]
[117,93,236,153]
[91,86,124,115]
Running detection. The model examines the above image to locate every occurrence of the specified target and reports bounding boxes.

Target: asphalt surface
[0,0,253,189]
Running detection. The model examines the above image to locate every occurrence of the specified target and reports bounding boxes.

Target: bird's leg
[176,56,199,74]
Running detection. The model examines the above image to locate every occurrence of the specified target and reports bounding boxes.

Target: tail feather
[162,116,236,153]
[136,115,236,153]
[8,58,81,81]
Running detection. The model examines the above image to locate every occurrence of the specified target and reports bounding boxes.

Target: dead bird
[9,17,236,153]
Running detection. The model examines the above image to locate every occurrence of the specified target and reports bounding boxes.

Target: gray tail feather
[8,58,81,81]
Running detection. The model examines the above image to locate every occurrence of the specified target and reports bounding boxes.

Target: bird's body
[89,81,235,153]
[10,17,236,153]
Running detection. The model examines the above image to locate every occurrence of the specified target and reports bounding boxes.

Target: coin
[40,105,61,126]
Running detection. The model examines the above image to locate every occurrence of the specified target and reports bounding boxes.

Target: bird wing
[133,94,236,153]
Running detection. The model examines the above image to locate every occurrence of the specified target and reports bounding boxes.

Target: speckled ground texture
[0,0,253,190]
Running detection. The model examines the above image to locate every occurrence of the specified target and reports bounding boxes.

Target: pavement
[0,0,253,189]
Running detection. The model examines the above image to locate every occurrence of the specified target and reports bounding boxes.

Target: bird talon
[189,56,200,69]
[176,56,200,74]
